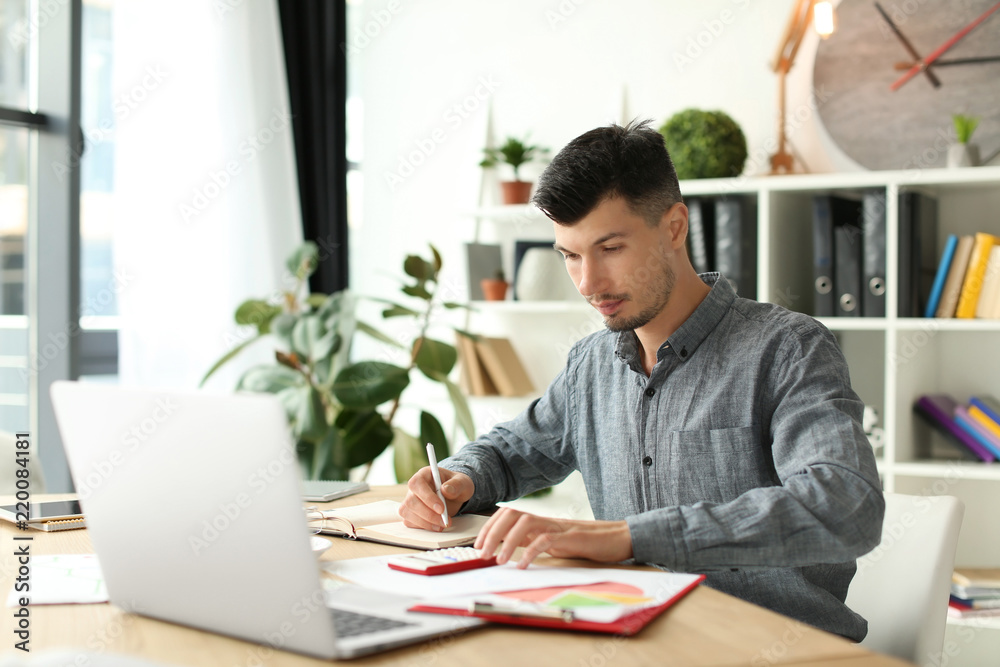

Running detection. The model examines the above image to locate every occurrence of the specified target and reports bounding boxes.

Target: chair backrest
[846,493,964,666]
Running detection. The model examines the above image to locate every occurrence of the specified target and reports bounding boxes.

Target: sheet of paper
[322,555,608,599]
[416,568,704,623]
[6,554,108,606]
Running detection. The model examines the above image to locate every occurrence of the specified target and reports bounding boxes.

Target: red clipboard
[409,574,705,635]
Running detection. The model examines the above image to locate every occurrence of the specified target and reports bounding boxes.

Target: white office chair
[845,493,964,667]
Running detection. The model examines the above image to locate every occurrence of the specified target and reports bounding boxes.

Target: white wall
[351,0,857,304]
[349,0,860,481]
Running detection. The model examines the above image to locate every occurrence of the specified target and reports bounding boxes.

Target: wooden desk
[0,487,911,666]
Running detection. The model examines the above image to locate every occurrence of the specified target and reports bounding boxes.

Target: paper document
[323,555,607,599]
[6,554,108,606]
[418,568,704,623]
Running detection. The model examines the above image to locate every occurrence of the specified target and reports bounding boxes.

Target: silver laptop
[50,381,481,660]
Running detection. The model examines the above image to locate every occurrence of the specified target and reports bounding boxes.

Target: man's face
[553,197,679,332]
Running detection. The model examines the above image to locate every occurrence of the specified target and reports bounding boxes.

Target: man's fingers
[517,532,556,569]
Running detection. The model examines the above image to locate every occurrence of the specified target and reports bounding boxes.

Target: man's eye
[561,253,579,261]
[604,246,622,253]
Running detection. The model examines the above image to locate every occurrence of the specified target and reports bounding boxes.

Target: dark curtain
[276,0,349,294]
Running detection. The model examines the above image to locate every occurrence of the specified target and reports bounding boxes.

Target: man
[400,120,884,641]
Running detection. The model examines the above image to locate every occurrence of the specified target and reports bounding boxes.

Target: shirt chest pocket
[660,426,772,506]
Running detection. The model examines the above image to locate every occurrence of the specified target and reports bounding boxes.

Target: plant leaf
[436,373,476,441]
[291,315,324,359]
[271,313,298,348]
[420,411,449,464]
[332,361,410,409]
[234,299,282,333]
[291,385,327,442]
[414,337,457,379]
[382,305,420,319]
[335,409,394,469]
[199,333,264,387]
[286,242,320,281]
[403,255,428,281]
[355,320,405,349]
[237,365,303,394]
[429,244,443,274]
[305,293,328,310]
[442,302,472,310]
[391,428,426,483]
[402,284,432,300]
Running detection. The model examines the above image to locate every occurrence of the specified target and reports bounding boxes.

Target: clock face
[813,0,1000,171]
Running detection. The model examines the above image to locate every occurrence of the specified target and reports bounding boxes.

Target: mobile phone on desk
[387,547,498,576]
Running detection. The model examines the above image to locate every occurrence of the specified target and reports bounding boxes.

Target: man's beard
[601,260,676,333]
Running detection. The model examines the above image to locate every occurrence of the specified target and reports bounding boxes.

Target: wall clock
[813,0,1000,171]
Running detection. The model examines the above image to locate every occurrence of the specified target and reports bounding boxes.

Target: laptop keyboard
[329,607,417,638]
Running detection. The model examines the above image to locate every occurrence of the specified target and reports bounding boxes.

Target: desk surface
[0,487,911,666]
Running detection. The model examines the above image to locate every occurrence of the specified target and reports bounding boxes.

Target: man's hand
[475,507,633,569]
[399,467,475,531]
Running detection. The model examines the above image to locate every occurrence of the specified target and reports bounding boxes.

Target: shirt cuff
[626,506,689,571]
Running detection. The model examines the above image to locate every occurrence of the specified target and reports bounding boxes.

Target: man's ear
[661,202,688,251]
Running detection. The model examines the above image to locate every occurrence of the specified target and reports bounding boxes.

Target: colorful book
[954,405,1000,459]
[914,394,996,462]
[976,246,1000,319]
[950,594,1000,609]
[970,396,1000,434]
[954,568,1000,590]
[956,232,999,318]
[935,235,974,318]
[925,234,957,318]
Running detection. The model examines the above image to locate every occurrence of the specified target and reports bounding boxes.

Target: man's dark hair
[532,119,683,226]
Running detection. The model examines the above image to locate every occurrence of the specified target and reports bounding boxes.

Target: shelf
[946,615,1000,630]
[890,461,1000,482]
[894,318,1000,332]
[469,204,548,224]
[818,317,889,331]
[468,300,592,314]
[678,165,1000,195]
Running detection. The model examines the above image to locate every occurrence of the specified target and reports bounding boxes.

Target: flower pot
[480,278,509,301]
[500,180,533,205]
[947,143,980,168]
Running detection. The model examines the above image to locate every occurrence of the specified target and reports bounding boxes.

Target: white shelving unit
[462,166,1000,599]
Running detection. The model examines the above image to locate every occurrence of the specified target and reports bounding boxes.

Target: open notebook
[311,500,489,550]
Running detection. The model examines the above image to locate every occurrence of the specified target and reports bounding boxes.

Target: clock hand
[891,1,1000,91]
[874,2,941,88]
[894,55,1000,69]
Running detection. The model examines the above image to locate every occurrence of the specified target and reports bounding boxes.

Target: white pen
[425,443,450,528]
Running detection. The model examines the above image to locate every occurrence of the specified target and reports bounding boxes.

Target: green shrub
[659,109,748,180]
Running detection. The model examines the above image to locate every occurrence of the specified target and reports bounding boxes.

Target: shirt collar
[614,272,736,365]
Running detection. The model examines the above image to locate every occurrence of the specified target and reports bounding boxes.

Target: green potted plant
[658,109,748,180]
[201,242,476,482]
[481,136,549,204]
[948,114,981,168]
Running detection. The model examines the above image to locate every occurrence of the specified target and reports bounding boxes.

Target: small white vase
[515,247,578,301]
[947,143,980,168]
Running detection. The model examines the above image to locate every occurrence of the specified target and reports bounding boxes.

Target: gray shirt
[442,273,885,641]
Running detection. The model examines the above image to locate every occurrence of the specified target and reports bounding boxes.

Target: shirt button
[643,456,653,467]
[680,347,688,358]
[645,387,655,397]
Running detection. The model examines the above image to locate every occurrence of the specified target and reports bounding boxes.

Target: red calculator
[386,547,498,576]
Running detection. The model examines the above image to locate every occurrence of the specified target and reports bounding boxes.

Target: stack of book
[925,232,1000,319]
[456,334,535,398]
[913,394,1000,463]
[949,568,1000,620]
